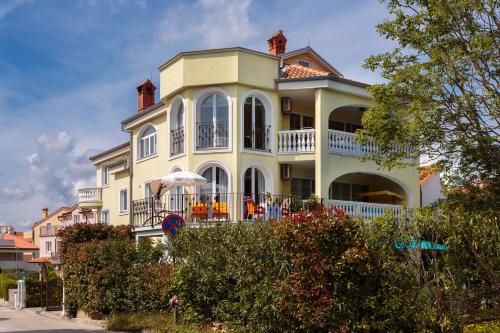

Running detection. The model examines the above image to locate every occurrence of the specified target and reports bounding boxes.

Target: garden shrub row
[60,199,498,332]
[60,223,170,318]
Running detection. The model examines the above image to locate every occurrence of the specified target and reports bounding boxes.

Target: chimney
[267,30,287,56]
[137,79,156,112]
[42,208,48,219]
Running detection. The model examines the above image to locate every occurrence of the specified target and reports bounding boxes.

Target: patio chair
[212,202,229,220]
[245,197,255,220]
[191,203,208,220]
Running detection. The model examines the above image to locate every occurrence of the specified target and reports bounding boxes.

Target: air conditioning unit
[281,97,292,113]
[281,164,291,180]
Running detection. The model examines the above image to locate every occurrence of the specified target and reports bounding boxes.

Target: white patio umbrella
[147,171,207,198]
[160,170,207,188]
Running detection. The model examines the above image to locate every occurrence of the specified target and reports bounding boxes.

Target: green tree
[360,0,499,192]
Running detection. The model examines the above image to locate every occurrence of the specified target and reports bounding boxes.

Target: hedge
[59,223,169,318]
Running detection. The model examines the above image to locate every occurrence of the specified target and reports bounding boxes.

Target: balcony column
[314,89,330,199]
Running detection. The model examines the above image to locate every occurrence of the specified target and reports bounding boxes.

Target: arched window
[197,94,229,149]
[244,167,266,204]
[244,96,268,151]
[170,103,184,156]
[199,166,228,202]
[138,125,157,159]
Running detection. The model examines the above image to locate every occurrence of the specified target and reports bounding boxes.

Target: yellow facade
[83,46,420,227]
[32,207,69,246]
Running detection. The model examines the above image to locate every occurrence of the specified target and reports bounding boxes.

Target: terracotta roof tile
[2,234,39,250]
[419,165,439,186]
[281,64,333,79]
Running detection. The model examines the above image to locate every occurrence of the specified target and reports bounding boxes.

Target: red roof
[29,257,51,264]
[281,64,332,79]
[419,165,439,186]
[2,234,39,250]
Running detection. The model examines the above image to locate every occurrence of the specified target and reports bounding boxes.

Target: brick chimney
[267,30,287,56]
[42,208,48,219]
[137,79,156,112]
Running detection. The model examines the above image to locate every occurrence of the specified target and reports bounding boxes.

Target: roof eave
[157,47,280,71]
[277,75,370,88]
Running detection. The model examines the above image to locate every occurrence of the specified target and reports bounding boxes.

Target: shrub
[60,223,170,318]
[274,208,380,332]
[171,222,288,332]
[0,274,17,300]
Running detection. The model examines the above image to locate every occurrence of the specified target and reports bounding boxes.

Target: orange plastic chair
[192,203,208,220]
[245,198,255,219]
[212,202,229,220]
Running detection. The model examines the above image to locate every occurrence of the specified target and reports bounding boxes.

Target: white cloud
[159,0,258,48]
[0,0,30,19]
[0,132,96,208]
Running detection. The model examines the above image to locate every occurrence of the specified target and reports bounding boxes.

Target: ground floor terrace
[132,193,412,239]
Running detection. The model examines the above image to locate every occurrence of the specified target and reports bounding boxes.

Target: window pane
[290,114,301,130]
[330,182,350,201]
[216,95,228,122]
[143,126,156,136]
[177,104,184,128]
[200,96,214,123]
[254,98,266,150]
[243,98,252,148]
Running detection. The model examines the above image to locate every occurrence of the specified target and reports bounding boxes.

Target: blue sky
[0,0,395,230]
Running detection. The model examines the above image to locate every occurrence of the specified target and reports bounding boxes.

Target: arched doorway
[329,173,407,205]
[243,167,266,204]
[328,105,368,133]
[199,165,229,203]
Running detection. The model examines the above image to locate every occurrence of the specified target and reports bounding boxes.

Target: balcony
[329,199,411,220]
[78,187,102,208]
[277,129,316,153]
[328,130,414,159]
[40,226,61,237]
[196,122,229,150]
[170,126,185,156]
[131,193,410,229]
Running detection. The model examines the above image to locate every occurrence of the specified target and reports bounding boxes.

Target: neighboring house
[58,204,99,228]
[32,207,70,264]
[420,165,445,206]
[78,30,420,238]
[0,228,39,272]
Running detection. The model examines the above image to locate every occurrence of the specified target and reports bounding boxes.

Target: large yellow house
[79,31,419,238]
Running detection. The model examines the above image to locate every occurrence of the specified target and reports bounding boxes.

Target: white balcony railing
[328,130,414,159]
[78,187,102,203]
[328,199,411,220]
[277,129,315,153]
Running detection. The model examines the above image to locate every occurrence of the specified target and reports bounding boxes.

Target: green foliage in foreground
[0,272,18,300]
[107,312,212,333]
[59,223,169,318]
[61,198,498,332]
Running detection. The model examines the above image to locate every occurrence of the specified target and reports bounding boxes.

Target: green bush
[171,222,288,332]
[60,223,170,318]
[0,274,17,300]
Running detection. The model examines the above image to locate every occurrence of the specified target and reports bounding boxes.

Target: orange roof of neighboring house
[2,233,39,250]
[281,64,332,79]
[29,257,51,264]
[420,165,439,186]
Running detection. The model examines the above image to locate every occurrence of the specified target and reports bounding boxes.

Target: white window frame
[101,210,109,224]
[168,96,186,159]
[101,165,109,186]
[193,87,232,154]
[73,214,80,223]
[119,188,128,214]
[240,90,274,155]
[45,241,52,253]
[137,125,158,161]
